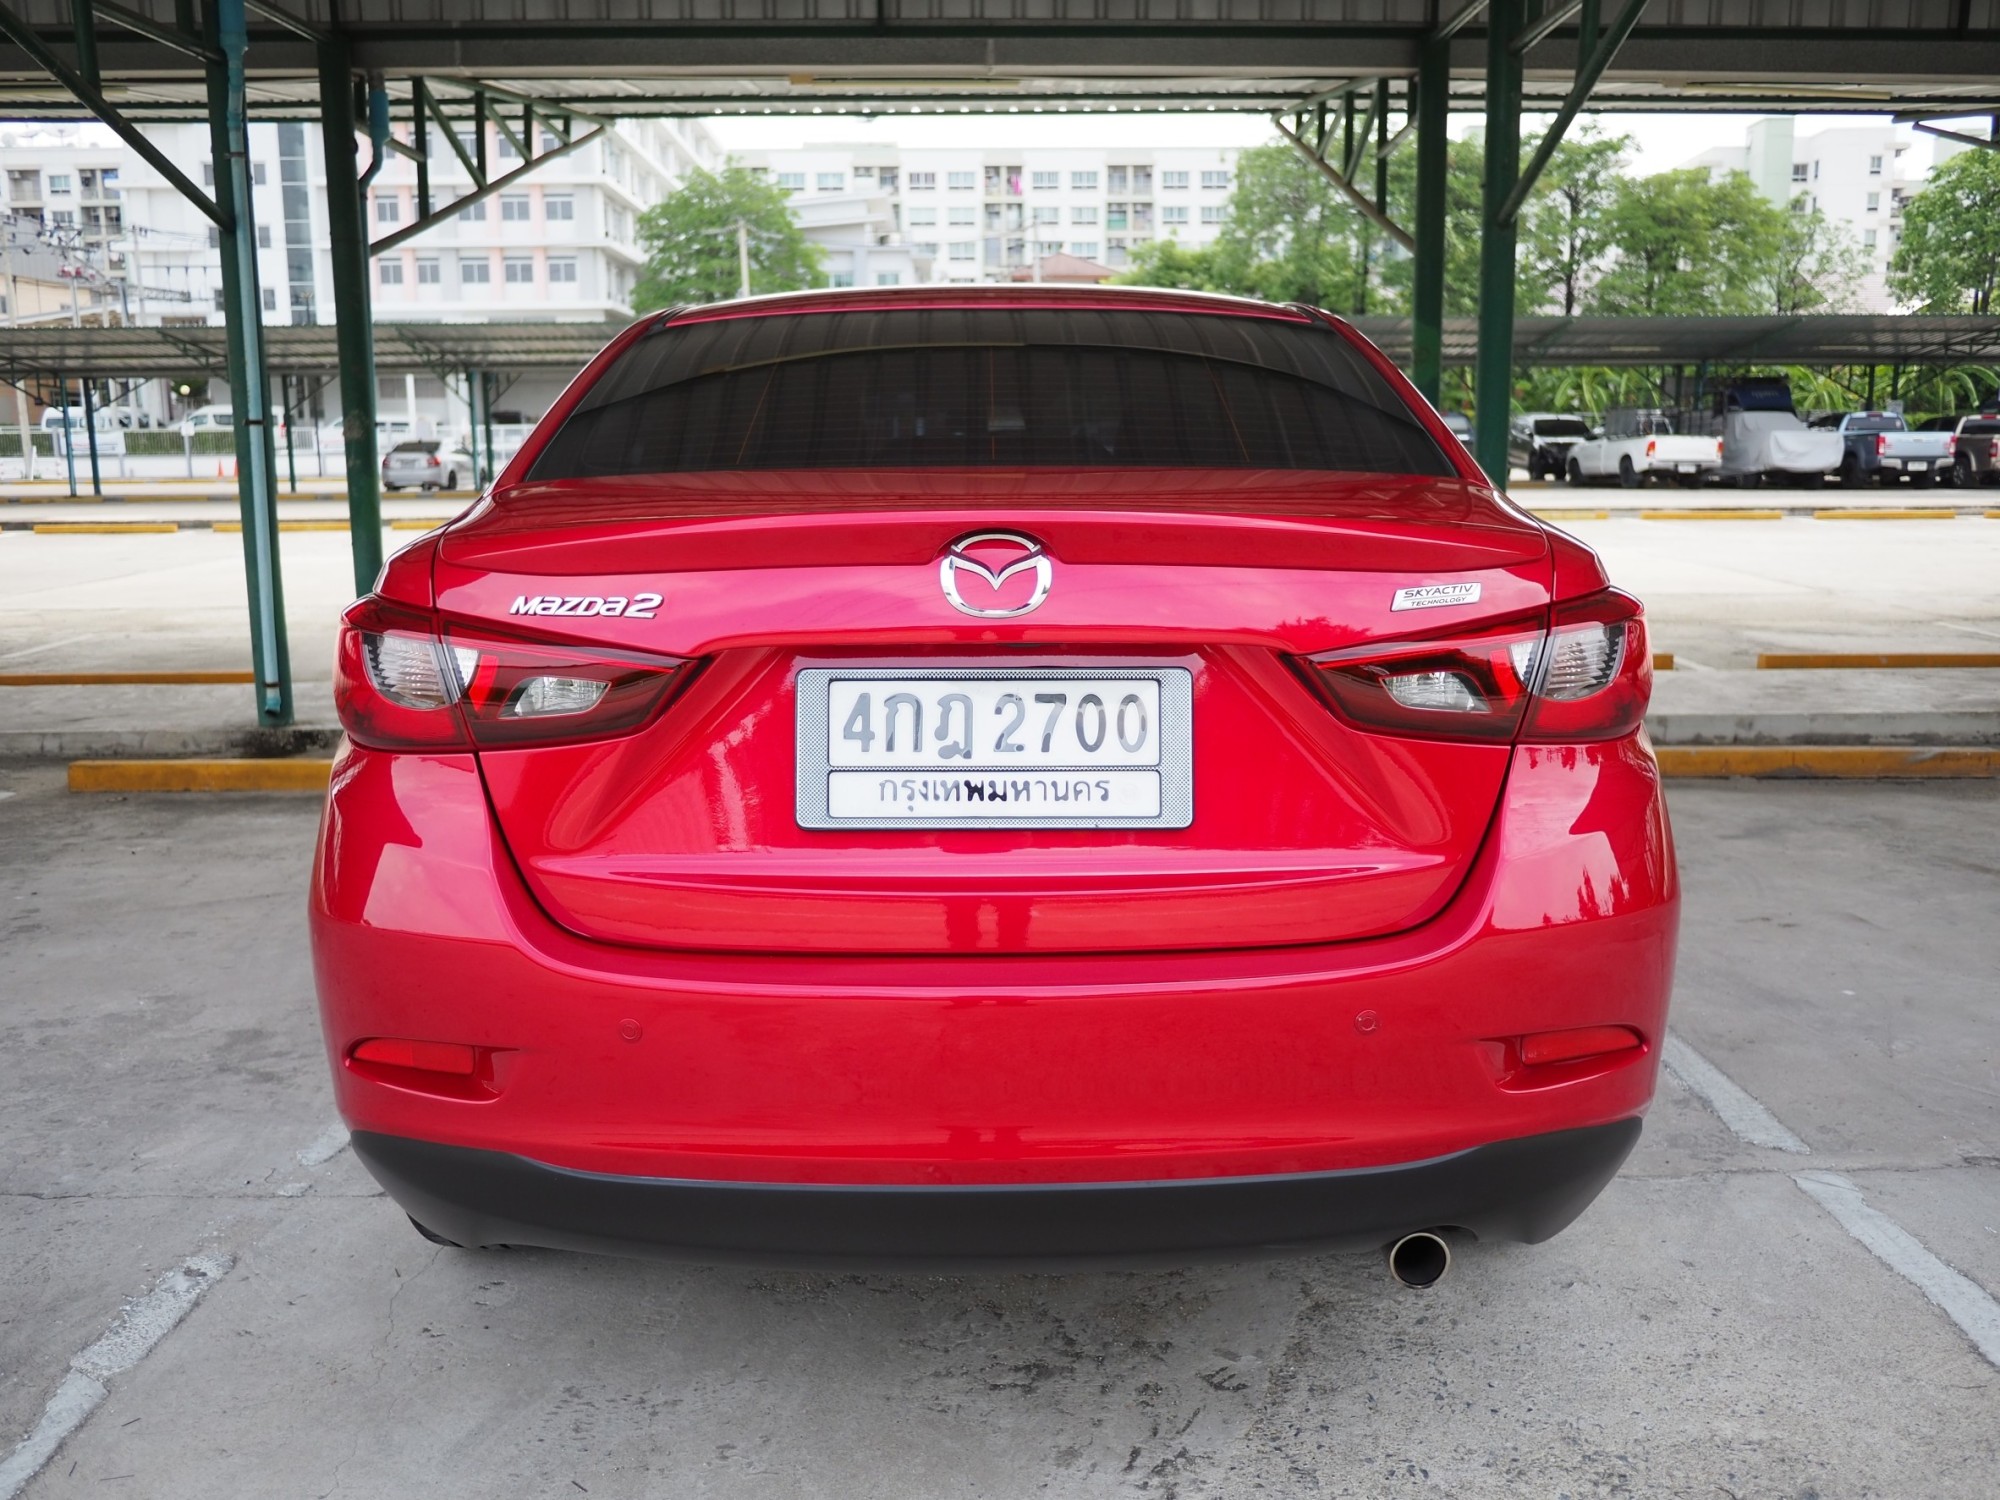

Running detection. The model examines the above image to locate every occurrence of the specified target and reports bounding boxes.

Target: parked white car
[178,405,234,438]
[1712,380,1843,488]
[1565,408,1721,488]
[382,438,475,492]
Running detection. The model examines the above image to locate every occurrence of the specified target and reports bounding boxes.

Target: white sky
[705,110,1903,175]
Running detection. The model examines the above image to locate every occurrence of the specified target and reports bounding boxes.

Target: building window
[458,200,485,221]
[853,165,875,179]
[1161,204,1188,225]
[828,272,856,287]
[908,172,935,190]
[1108,166,1128,193]
[461,258,490,284]
[253,164,266,186]
[1790,162,1808,183]
[876,271,900,285]
[416,259,440,284]
[375,195,399,224]
[500,194,531,221]
[213,289,225,310]
[544,194,574,221]
[1106,203,1128,229]
[380,259,404,286]
[1866,192,1879,212]
[540,130,563,153]
[255,225,271,248]
[496,132,521,161]
[504,257,534,284]
[262,287,276,311]
[1071,170,1098,190]
[1161,170,1188,189]
[1812,161,1820,179]
[1031,206,1060,226]
[1200,205,1225,224]
[1201,170,1230,190]
[548,257,577,283]
[1031,170,1059,191]
[47,173,72,193]
[912,241,939,257]
[202,163,213,186]
[948,205,976,226]
[817,172,845,191]
[878,169,898,192]
[1868,154,1884,175]
[1069,241,1098,259]
[908,206,938,226]
[947,171,975,190]
[776,172,805,191]
[1863,229,1878,250]
[948,242,976,261]
[50,209,74,226]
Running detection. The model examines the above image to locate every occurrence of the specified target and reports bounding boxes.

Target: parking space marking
[1795,1172,2000,1371]
[298,1122,350,1167]
[0,1252,233,1500]
[1662,1033,1811,1153]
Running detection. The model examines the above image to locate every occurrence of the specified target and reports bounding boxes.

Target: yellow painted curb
[389,518,453,530]
[1656,746,2000,779]
[1810,508,1959,520]
[1639,509,1784,521]
[0,670,253,686]
[1985,511,2000,520]
[212,520,352,533]
[32,521,179,534]
[1651,653,1674,671]
[1528,508,1610,521]
[68,758,333,793]
[1756,652,2000,670]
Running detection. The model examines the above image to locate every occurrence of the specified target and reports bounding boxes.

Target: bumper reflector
[350,1037,479,1076]
[1520,1025,1645,1068]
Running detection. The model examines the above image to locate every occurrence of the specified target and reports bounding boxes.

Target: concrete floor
[1,770,1994,1497]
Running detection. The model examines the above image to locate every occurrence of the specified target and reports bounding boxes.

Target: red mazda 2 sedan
[312,287,1678,1270]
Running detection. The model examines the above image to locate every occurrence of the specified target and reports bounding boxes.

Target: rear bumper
[353,1118,1642,1266]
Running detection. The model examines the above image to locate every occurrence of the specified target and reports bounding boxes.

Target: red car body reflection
[310,287,1678,1266]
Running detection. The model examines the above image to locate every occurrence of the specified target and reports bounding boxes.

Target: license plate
[1677,463,1696,473]
[795,667,1193,829]
[1909,460,1929,471]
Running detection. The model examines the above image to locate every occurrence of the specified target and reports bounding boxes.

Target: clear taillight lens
[333,595,692,751]
[1299,589,1651,745]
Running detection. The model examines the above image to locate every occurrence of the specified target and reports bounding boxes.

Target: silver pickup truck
[1812,411,1957,486]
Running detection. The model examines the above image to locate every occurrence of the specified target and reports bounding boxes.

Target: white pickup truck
[1811,411,1958,486]
[1564,408,1721,488]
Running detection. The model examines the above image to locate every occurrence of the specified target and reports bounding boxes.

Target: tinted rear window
[391,441,439,455]
[1963,419,2000,435]
[1533,418,1591,438]
[529,307,1454,480]
[1844,415,1904,432]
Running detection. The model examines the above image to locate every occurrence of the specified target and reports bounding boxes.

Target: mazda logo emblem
[938,531,1053,619]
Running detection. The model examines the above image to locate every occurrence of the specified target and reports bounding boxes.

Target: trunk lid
[437,470,1551,955]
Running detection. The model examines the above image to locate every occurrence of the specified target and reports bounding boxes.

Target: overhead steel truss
[1,0,1997,729]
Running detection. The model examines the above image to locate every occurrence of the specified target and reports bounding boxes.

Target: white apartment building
[1682,118,1940,312]
[0,125,136,323]
[738,143,1242,283]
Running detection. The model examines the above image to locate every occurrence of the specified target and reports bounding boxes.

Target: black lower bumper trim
[351,1119,1641,1268]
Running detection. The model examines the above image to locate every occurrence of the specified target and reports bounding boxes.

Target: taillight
[1990,437,1998,463]
[1645,438,1656,458]
[1876,433,1889,457]
[1944,435,1956,457]
[333,594,692,750]
[427,454,441,467]
[1299,588,1650,745]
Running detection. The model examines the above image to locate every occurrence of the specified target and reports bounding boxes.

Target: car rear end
[1956,417,2000,484]
[382,440,445,489]
[311,289,1677,1267]
[1638,433,1723,480]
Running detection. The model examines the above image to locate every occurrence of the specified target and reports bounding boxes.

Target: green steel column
[1411,37,1450,407]
[317,33,383,595]
[206,0,292,726]
[1473,0,1525,489]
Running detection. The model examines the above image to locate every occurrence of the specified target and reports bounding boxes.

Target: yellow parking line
[1755,652,2000,670]
[211,520,352,533]
[1640,509,1784,521]
[1655,746,2000,779]
[1811,508,1959,520]
[1528,508,1610,521]
[31,522,180,534]
[0,670,253,685]
[389,518,453,530]
[68,758,333,793]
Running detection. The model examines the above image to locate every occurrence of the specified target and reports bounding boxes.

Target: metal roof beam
[1271,113,1415,254]
[370,122,604,255]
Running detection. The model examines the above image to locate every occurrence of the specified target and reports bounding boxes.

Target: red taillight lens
[426,453,441,467]
[351,1037,477,1075]
[1645,438,1656,458]
[1300,588,1651,745]
[1300,616,1546,742]
[1876,433,1889,456]
[333,594,691,750]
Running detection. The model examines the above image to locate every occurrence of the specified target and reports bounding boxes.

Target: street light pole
[737,216,751,299]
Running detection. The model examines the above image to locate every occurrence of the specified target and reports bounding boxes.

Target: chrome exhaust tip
[1385,1230,1453,1289]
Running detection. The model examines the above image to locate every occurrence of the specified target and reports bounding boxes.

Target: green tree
[1204,142,1368,311]
[1759,202,1868,314]
[1588,168,1787,316]
[1519,126,1631,316]
[632,167,824,310]
[1888,147,2000,314]
[1111,238,1232,292]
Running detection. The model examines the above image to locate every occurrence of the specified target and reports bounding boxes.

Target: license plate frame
[795,665,1194,830]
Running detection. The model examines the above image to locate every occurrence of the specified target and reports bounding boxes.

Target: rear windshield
[391,441,440,455]
[528,307,1454,479]
[1963,419,2000,435]
[1533,418,1591,438]
[1843,415,1905,432]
